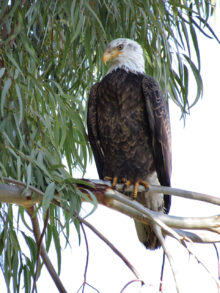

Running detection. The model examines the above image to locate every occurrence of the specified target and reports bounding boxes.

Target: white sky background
[55,18,220,292]
[1,8,220,293]
[39,12,220,293]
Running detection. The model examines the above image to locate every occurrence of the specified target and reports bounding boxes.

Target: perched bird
[87,38,172,249]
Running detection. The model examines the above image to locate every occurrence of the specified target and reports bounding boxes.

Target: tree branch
[154,224,181,293]
[1,178,220,243]
[1,177,220,292]
[25,207,67,293]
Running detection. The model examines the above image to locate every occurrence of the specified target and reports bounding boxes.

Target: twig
[214,244,220,280]
[76,224,100,293]
[32,208,50,293]
[77,282,100,293]
[56,198,143,281]
[120,279,144,293]
[159,252,166,292]
[80,215,142,280]
[25,206,67,293]
[154,225,181,293]
[81,223,89,293]
[186,243,220,291]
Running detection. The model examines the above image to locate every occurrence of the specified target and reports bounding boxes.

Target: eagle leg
[122,179,132,193]
[133,180,149,199]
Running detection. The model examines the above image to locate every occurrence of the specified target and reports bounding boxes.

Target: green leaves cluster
[0,0,218,291]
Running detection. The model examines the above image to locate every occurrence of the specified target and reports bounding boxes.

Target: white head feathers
[103,38,145,74]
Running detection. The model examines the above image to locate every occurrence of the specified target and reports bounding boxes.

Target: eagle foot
[133,180,150,199]
[104,177,149,198]
[104,176,118,189]
[122,178,132,193]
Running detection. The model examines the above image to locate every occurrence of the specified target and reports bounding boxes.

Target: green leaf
[1,78,12,116]
[42,182,55,214]
[0,67,5,78]
[23,265,31,293]
[183,54,203,108]
[84,1,106,37]
[12,251,19,293]
[21,232,37,262]
[52,225,61,275]
[5,51,25,79]
[26,163,32,187]
[46,223,52,252]
[15,83,23,125]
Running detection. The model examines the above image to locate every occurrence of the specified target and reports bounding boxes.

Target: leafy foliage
[0,0,219,291]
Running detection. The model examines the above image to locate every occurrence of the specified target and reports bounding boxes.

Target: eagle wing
[87,83,104,179]
[142,76,172,213]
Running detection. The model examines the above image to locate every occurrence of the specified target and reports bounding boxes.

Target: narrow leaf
[0,67,5,78]
[52,226,61,275]
[42,182,55,214]
[1,78,12,116]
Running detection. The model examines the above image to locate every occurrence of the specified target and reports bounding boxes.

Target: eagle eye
[118,44,124,50]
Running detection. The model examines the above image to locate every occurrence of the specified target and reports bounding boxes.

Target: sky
[1,6,220,293]
[66,15,220,293]
[49,16,220,292]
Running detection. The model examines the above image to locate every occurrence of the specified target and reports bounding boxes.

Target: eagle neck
[107,63,145,75]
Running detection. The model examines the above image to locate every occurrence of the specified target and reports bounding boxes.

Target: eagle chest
[96,71,154,179]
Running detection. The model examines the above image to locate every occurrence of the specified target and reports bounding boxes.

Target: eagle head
[103,38,145,74]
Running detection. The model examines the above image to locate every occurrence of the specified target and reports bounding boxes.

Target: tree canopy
[0,0,219,292]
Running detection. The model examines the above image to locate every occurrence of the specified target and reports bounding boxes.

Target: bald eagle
[87,38,172,249]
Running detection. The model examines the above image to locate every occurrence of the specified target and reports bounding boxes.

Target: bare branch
[1,179,220,243]
[184,241,220,291]
[120,279,144,293]
[78,215,142,281]
[25,206,67,293]
[85,179,220,206]
[154,225,181,293]
[32,208,50,293]
[1,177,220,292]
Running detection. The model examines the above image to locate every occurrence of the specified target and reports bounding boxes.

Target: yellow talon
[133,182,139,198]
[133,180,149,198]
[112,176,118,188]
[140,180,150,190]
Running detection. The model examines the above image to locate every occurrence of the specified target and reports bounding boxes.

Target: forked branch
[1,177,220,292]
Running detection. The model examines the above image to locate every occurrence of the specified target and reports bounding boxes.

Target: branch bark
[1,178,220,243]
[25,206,67,293]
[1,177,220,292]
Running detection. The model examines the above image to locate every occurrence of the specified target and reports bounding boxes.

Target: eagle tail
[134,220,161,250]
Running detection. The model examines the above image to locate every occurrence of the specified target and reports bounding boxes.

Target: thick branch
[1,177,220,292]
[85,179,220,206]
[0,183,38,207]
[1,178,220,243]
[2,177,220,293]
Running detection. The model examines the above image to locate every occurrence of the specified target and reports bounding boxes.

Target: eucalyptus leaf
[0,1,218,291]
[42,182,55,214]
[52,225,61,275]
[1,78,12,116]
[0,67,5,78]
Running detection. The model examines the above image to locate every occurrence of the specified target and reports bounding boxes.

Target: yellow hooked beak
[102,49,122,65]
